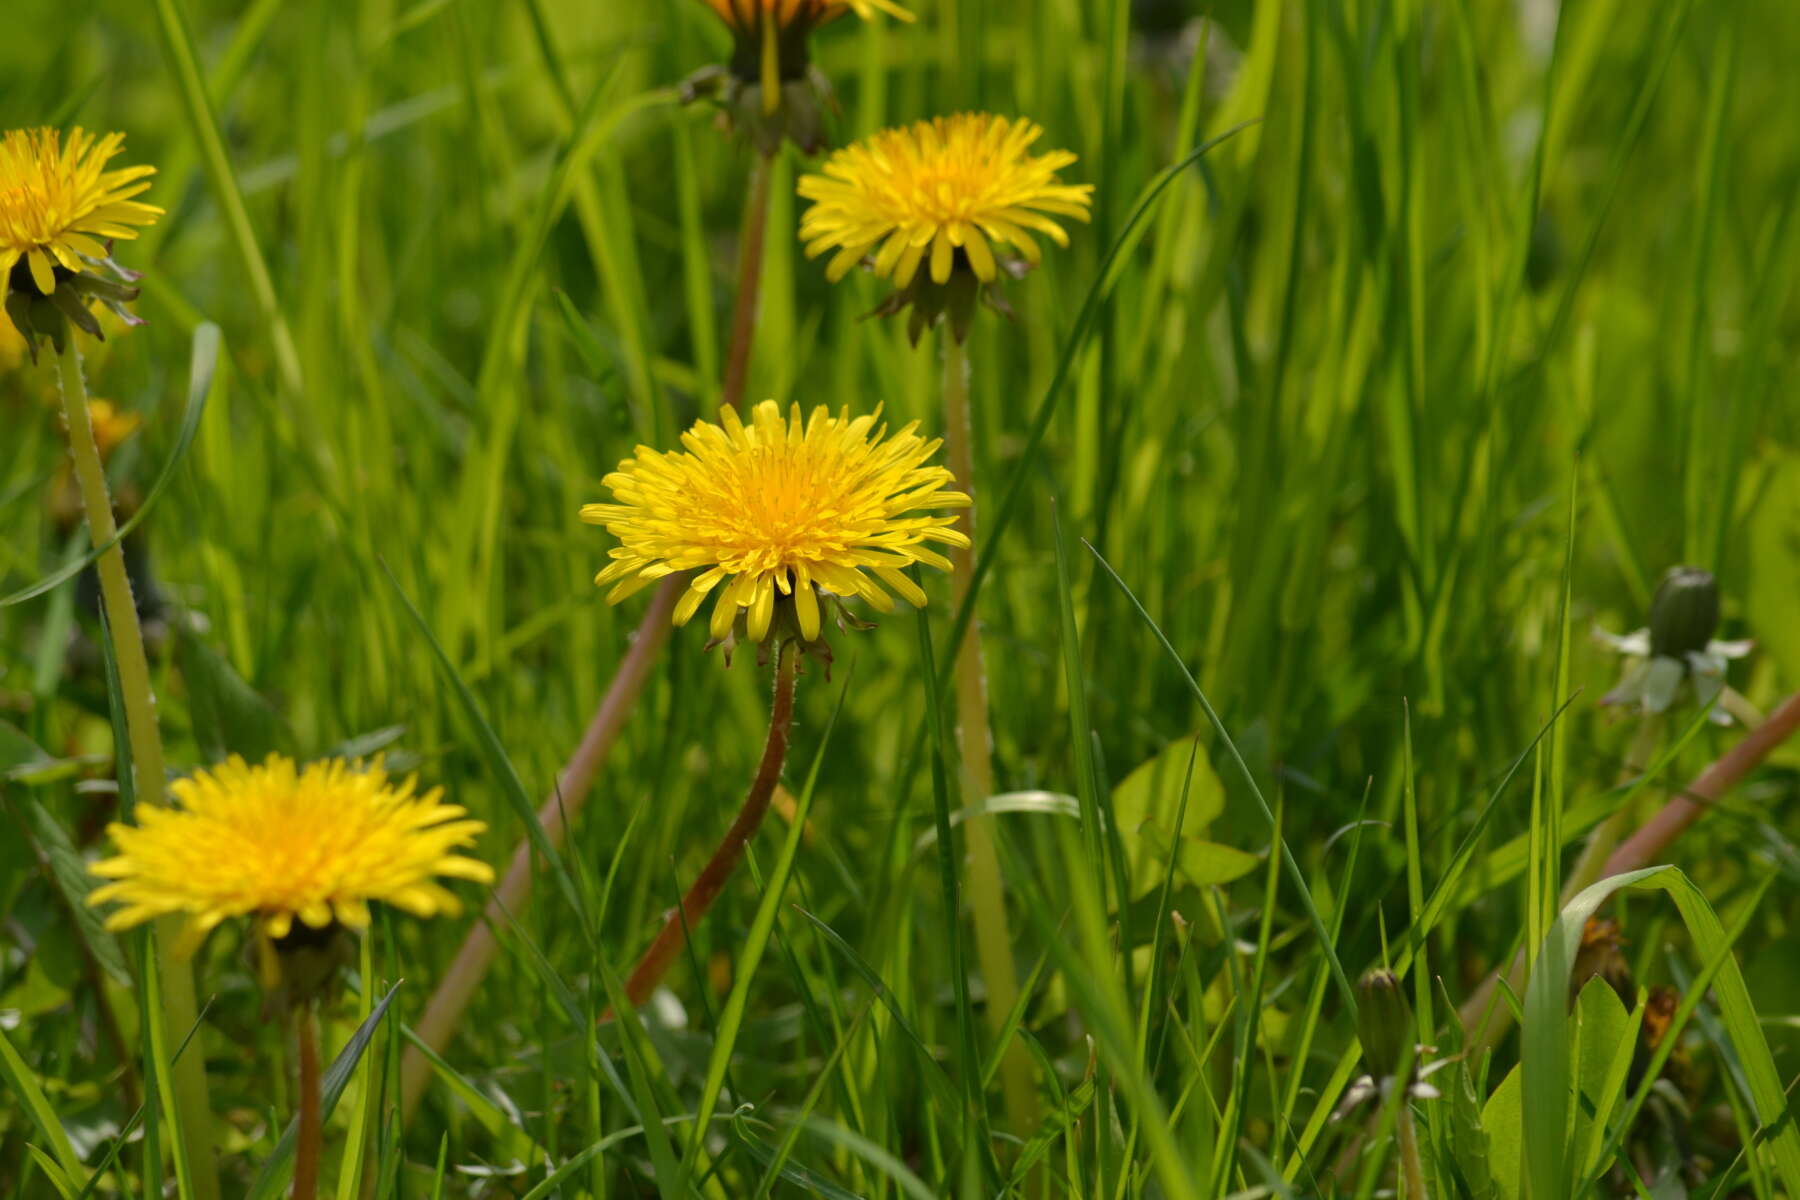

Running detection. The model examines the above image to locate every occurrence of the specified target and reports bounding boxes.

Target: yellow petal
[795,580,821,641]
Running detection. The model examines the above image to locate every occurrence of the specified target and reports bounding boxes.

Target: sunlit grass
[2,0,1798,1196]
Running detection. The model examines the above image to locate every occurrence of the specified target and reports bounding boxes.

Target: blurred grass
[3,0,1800,1195]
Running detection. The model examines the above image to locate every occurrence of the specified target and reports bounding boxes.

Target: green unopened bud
[1356,968,1413,1078]
[1648,566,1720,659]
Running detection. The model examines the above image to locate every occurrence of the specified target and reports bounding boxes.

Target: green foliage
[2,0,1798,1196]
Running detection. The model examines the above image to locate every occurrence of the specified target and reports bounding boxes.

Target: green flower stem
[1398,1108,1429,1200]
[56,342,220,1200]
[941,334,1038,1139]
[722,151,774,413]
[293,1004,322,1200]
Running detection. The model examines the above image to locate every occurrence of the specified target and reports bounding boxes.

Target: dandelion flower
[90,754,494,957]
[1,128,161,353]
[799,113,1094,288]
[582,399,970,648]
[684,0,912,153]
[1,128,160,300]
[700,0,911,35]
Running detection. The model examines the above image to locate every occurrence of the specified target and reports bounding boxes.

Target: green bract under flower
[1,127,161,357]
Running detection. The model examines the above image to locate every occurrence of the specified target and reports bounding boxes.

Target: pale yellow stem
[56,341,219,1200]
[941,335,1039,1143]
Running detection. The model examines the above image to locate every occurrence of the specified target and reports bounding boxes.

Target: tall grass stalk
[940,333,1038,1143]
[54,341,219,1200]
[1397,1108,1428,1200]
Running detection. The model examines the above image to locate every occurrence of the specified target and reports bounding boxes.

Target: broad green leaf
[1573,977,1629,1102]
[1481,1063,1523,1200]
[23,801,131,986]
[177,629,290,764]
[1523,867,1800,1200]
[1137,830,1261,889]
[1112,734,1235,895]
[0,721,53,775]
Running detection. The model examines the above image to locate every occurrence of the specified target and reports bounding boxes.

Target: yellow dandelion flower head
[581,399,971,646]
[89,754,495,956]
[799,113,1095,288]
[700,0,912,35]
[1,128,162,303]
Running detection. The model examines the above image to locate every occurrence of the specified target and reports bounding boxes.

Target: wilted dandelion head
[799,113,1094,288]
[1,128,161,354]
[684,0,912,154]
[89,755,494,959]
[700,0,911,35]
[581,399,969,650]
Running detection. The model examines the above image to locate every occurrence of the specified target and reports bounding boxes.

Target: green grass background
[3,0,1799,1195]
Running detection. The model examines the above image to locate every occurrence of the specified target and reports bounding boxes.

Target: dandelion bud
[1356,968,1414,1078]
[1648,566,1720,659]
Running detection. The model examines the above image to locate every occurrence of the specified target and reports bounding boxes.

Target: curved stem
[1559,716,1663,904]
[56,346,166,814]
[620,638,798,1010]
[398,575,679,1119]
[1397,1108,1429,1200]
[1602,690,1800,876]
[722,152,774,414]
[1461,693,1800,1045]
[400,139,777,1123]
[293,1004,322,1200]
[56,342,219,1200]
[940,335,1038,1139]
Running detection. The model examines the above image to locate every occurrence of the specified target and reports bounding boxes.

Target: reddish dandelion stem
[1601,690,1800,878]
[293,1005,322,1200]
[1460,691,1800,1044]
[722,152,774,414]
[617,639,798,1012]
[398,576,680,1120]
